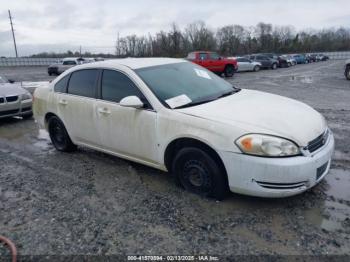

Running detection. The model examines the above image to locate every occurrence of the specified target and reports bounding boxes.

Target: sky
[0,0,349,56]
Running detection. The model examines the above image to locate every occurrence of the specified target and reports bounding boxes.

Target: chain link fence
[1,51,350,67]
[0,57,61,67]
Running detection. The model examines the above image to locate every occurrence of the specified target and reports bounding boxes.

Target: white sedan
[33,58,334,199]
[230,57,262,72]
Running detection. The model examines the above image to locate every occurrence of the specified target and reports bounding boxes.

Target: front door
[95,69,158,164]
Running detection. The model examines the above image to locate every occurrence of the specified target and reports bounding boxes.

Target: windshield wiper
[216,88,241,99]
[174,88,241,109]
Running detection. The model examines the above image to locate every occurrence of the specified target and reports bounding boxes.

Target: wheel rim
[273,64,277,69]
[182,160,212,193]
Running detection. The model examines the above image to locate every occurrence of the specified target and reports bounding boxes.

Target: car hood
[0,83,27,96]
[177,89,326,146]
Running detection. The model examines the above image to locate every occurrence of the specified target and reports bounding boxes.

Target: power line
[8,10,18,58]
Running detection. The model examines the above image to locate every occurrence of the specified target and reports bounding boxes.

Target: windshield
[135,62,238,108]
[0,75,9,83]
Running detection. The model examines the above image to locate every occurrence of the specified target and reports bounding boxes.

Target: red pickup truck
[187,51,238,77]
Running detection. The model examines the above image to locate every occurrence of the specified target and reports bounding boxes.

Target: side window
[68,69,98,98]
[101,70,144,103]
[199,53,208,60]
[54,75,69,93]
[210,53,220,60]
[236,58,243,62]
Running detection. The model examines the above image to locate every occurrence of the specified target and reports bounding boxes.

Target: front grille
[305,129,329,153]
[6,95,18,102]
[0,97,4,104]
[0,109,19,116]
[256,181,307,190]
[317,161,329,181]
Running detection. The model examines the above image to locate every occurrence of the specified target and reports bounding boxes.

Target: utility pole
[117,32,120,56]
[8,10,18,57]
[79,45,82,57]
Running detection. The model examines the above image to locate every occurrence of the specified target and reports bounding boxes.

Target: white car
[281,55,296,66]
[33,58,334,199]
[231,57,262,72]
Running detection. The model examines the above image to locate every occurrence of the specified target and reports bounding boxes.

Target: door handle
[98,107,111,115]
[59,99,68,105]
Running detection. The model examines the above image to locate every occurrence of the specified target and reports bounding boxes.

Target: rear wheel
[48,116,77,152]
[346,66,350,80]
[172,147,228,200]
[224,65,235,77]
[271,63,277,70]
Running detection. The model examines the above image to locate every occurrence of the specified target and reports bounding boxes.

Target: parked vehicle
[48,57,94,76]
[308,54,318,62]
[0,75,33,119]
[34,58,334,199]
[276,56,290,68]
[318,54,329,61]
[247,54,278,69]
[230,57,261,72]
[305,54,314,63]
[292,54,307,64]
[280,55,296,66]
[187,51,237,77]
[345,59,350,80]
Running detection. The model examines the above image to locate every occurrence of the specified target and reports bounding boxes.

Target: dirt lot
[0,61,350,259]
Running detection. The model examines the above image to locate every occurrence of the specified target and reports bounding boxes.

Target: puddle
[289,75,314,84]
[304,169,350,232]
[33,129,51,150]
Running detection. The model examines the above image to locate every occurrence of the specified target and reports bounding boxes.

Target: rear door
[54,69,100,146]
[95,69,158,163]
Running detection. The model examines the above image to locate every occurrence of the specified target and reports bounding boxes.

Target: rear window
[67,69,98,98]
[54,75,70,93]
[63,60,77,65]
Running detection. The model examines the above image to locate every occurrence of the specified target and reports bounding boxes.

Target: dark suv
[247,54,278,69]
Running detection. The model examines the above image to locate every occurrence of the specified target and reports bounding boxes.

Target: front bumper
[219,132,335,198]
[0,99,33,118]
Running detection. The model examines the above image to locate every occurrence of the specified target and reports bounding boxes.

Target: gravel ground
[0,61,350,260]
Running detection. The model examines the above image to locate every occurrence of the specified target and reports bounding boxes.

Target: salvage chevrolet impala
[33,58,334,199]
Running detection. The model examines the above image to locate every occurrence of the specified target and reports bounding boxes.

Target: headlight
[22,92,32,100]
[235,134,300,157]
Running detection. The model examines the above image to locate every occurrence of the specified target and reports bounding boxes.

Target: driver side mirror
[120,96,144,109]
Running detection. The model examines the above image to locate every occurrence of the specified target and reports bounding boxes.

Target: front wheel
[224,65,235,77]
[346,66,350,80]
[172,147,228,200]
[253,65,260,72]
[48,116,77,152]
[271,63,277,70]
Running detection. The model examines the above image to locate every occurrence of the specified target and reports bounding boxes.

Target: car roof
[76,57,186,70]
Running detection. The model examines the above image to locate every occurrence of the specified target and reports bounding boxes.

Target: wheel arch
[164,137,227,179]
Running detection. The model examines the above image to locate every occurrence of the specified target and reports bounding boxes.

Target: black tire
[224,65,235,77]
[346,66,350,80]
[271,63,277,70]
[288,62,292,67]
[48,116,76,152]
[172,147,228,200]
[253,65,260,72]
